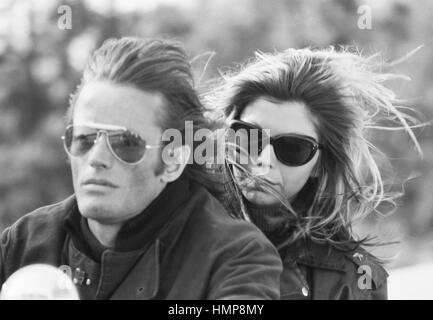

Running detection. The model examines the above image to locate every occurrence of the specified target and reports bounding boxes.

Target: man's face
[70,81,167,224]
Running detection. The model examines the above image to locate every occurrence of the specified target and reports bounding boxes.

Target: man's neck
[87,219,122,248]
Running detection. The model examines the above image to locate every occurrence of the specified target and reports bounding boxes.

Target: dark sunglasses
[62,123,161,165]
[229,120,322,167]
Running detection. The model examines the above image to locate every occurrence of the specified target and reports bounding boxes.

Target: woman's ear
[160,144,191,183]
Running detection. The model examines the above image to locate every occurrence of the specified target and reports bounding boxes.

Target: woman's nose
[250,143,276,175]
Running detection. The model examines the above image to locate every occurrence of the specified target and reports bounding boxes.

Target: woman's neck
[246,201,292,233]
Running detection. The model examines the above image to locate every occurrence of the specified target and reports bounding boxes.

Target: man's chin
[77,198,114,219]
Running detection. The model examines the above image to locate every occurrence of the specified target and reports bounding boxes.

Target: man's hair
[206,47,421,250]
[68,37,206,130]
[67,37,210,175]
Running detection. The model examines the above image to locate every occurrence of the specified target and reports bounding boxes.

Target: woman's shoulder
[283,239,389,299]
[339,245,388,292]
[334,244,389,299]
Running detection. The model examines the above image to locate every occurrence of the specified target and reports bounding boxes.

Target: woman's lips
[239,178,281,193]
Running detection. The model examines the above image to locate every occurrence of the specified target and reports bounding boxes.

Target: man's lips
[82,178,119,188]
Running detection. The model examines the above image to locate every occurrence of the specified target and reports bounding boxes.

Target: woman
[203,47,421,299]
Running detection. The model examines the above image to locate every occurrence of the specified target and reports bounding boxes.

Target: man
[0,37,281,299]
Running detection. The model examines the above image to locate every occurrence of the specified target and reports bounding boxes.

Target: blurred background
[0,0,432,295]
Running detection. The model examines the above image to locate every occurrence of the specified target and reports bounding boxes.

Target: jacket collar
[63,175,195,299]
[285,238,347,272]
[285,238,389,288]
[64,174,191,257]
[109,181,211,300]
[115,174,190,251]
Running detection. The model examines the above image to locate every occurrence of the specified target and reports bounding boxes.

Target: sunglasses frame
[229,119,322,167]
[61,122,162,165]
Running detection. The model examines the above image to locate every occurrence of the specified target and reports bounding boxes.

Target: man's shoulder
[7,195,76,239]
[186,182,272,248]
[0,196,76,279]
[158,179,282,300]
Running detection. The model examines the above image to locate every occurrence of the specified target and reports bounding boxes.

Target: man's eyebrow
[75,121,129,131]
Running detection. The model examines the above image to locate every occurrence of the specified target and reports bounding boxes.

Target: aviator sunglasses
[62,122,162,165]
[229,120,322,167]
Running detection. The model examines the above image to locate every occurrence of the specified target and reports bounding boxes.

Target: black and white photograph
[0,0,432,304]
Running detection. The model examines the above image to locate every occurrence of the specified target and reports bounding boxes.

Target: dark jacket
[198,163,389,300]
[278,237,388,299]
[0,176,282,300]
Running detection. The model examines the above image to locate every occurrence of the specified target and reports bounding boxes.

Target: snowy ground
[388,261,433,300]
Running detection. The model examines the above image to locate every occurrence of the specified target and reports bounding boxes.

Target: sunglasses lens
[273,136,317,166]
[229,122,268,163]
[108,131,147,164]
[63,126,148,164]
[64,126,97,157]
[229,121,319,167]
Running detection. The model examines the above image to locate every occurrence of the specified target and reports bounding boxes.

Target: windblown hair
[205,47,421,250]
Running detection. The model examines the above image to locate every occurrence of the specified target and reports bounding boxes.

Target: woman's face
[233,98,320,207]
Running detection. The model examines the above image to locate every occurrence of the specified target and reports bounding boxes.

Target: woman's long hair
[204,47,422,250]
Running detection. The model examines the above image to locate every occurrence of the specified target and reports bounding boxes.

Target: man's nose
[87,133,114,169]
